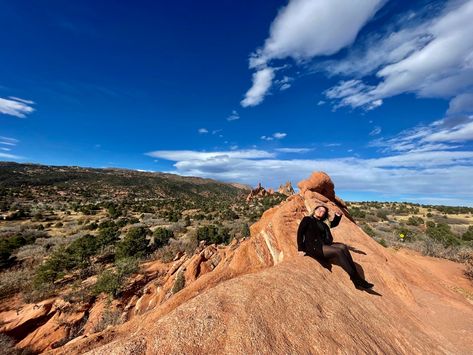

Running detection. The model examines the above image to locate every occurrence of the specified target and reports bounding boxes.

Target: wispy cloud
[146,149,275,161]
[273,132,287,139]
[241,67,275,107]
[369,126,382,136]
[241,0,386,107]
[275,147,312,153]
[0,152,23,159]
[197,128,208,134]
[226,110,240,121]
[261,132,287,141]
[323,1,473,112]
[0,96,35,118]
[370,115,473,153]
[275,76,293,91]
[0,136,19,146]
[144,147,473,205]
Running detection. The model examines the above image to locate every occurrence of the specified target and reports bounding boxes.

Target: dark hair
[313,204,328,220]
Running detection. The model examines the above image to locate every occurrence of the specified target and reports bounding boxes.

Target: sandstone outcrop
[278,181,295,196]
[3,171,473,354]
[246,182,273,201]
[40,171,473,354]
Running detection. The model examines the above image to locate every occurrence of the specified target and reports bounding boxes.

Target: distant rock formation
[278,181,295,196]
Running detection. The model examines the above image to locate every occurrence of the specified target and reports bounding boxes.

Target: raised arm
[330,212,342,228]
[297,216,309,251]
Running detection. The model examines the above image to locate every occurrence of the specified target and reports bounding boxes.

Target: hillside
[0,162,249,203]
[34,171,472,354]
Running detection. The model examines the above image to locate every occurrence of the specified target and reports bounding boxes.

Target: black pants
[320,242,360,278]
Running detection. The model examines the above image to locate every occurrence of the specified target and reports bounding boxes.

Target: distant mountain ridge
[0,162,249,201]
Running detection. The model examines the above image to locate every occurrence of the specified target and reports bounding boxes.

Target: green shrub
[349,207,366,219]
[196,225,231,245]
[462,226,473,241]
[406,216,424,226]
[115,226,150,260]
[378,238,388,247]
[107,205,122,219]
[426,222,461,247]
[396,227,415,242]
[171,271,185,294]
[34,234,102,286]
[361,224,376,238]
[93,270,120,297]
[97,226,120,247]
[241,223,250,238]
[153,227,173,248]
[0,230,46,268]
[34,246,75,286]
[93,258,138,297]
[376,209,390,220]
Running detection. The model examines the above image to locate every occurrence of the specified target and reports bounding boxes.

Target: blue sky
[1,0,473,206]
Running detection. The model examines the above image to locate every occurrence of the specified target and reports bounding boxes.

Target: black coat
[297,214,342,257]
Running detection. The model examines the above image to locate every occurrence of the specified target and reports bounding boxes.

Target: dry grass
[0,268,31,299]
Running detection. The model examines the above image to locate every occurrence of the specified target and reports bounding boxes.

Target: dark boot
[351,275,374,289]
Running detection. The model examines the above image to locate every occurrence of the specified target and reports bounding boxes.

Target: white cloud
[145,147,473,205]
[370,115,473,153]
[369,126,382,136]
[226,110,240,121]
[275,76,293,91]
[447,93,473,115]
[249,0,386,67]
[242,0,386,107]
[325,0,473,111]
[198,128,208,134]
[0,152,22,159]
[0,136,19,146]
[261,132,287,140]
[146,149,275,161]
[425,119,473,142]
[273,132,287,139]
[241,67,275,107]
[275,147,312,153]
[0,97,35,118]
[8,96,34,104]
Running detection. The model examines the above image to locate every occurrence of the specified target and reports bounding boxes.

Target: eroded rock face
[5,171,473,354]
[297,171,336,201]
[278,181,295,196]
[45,171,473,354]
[246,182,273,201]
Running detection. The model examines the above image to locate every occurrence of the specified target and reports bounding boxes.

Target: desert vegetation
[346,201,473,279]
[0,162,287,305]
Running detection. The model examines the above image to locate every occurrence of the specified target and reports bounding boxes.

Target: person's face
[314,206,327,219]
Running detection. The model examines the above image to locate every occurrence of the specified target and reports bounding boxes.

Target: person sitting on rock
[297,204,374,289]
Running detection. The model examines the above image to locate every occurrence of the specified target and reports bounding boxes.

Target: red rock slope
[47,171,473,354]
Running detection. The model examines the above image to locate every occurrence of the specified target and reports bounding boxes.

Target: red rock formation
[297,171,336,200]
[246,182,273,201]
[42,171,473,354]
[278,181,295,196]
